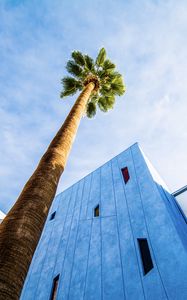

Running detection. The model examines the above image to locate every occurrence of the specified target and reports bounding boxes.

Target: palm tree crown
[61,48,126,118]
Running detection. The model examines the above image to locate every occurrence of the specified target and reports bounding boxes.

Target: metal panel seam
[82,218,93,300]
[110,160,126,300]
[67,179,86,299]
[56,183,80,299]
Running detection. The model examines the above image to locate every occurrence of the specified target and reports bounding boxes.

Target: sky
[0,0,187,215]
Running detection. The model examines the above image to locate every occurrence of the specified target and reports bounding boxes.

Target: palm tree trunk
[0,82,95,300]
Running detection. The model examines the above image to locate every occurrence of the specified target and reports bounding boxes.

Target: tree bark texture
[0,82,95,300]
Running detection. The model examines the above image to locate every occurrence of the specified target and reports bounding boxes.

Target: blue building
[20,143,187,300]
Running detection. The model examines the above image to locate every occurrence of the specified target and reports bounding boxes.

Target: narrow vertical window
[138,238,154,275]
[94,204,100,217]
[50,274,60,300]
[50,211,56,221]
[121,167,130,184]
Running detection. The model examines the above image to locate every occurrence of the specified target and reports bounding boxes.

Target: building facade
[20,143,187,300]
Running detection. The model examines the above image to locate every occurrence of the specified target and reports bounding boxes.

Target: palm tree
[0,48,125,299]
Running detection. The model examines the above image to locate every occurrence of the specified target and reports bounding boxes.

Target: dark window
[121,167,130,184]
[94,205,100,217]
[50,211,56,221]
[50,274,60,300]
[138,238,154,275]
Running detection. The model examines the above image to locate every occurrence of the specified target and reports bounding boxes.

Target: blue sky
[1,0,187,214]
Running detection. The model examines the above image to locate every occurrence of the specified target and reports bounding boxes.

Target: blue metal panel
[101,216,124,300]
[84,218,102,300]
[68,219,92,299]
[53,183,78,282]
[100,162,116,217]
[86,168,100,219]
[57,179,84,300]
[117,147,147,236]
[80,174,92,220]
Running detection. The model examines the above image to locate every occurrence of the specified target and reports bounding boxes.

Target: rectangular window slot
[138,238,154,275]
[94,205,100,217]
[50,211,56,221]
[121,167,130,184]
[50,274,60,300]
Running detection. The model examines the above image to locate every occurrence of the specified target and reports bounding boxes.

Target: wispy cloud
[0,0,187,213]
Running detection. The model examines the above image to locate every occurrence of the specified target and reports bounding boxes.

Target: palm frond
[110,76,126,96]
[60,87,78,98]
[60,77,82,98]
[98,69,118,84]
[100,84,111,96]
[106,95,115,108]
[103,59,115,71]
[90,94,99,104]
[71,51,85,66]
[98,96,115,112]
[105,71,121,83]
[97,69,107,80]
[61,76,81,90]
[96,48,106,67]
[66,60,83,77]
[84,55,95,71]
[86,101,97,118]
